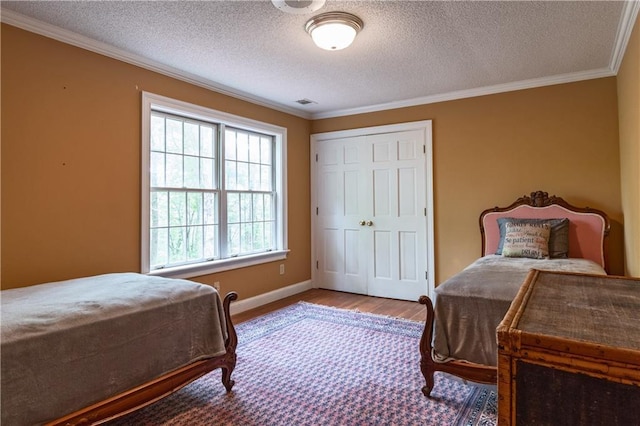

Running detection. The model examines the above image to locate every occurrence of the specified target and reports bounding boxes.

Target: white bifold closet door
[315,129,428,301]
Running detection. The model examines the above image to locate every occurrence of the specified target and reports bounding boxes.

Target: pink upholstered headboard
[480,191,610,270]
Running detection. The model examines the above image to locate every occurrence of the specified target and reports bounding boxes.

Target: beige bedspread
[1,273,227,426]
[432,255,605,367]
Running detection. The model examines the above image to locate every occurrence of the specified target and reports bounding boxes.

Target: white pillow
[502,222,551,259]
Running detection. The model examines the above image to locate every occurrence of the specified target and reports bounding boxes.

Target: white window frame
[141,92,288,279]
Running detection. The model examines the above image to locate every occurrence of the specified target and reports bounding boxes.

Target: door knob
[366,221,373,226]
[359,220,366,226]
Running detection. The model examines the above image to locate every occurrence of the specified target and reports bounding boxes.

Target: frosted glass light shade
[310,22,357,50]
[305,12,363,51]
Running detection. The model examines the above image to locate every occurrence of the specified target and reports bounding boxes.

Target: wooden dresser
[497,270,640,425]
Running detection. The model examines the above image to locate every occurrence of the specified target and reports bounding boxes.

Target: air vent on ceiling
[295,98,316,105]
[271,0,325,15]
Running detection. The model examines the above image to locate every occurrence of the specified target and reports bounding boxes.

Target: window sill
[147,250,290,280]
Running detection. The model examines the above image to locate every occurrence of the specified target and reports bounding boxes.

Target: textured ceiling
[1,1,638,119]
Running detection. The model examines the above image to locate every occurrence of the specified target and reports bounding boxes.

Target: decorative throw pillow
[502,222,551,259]
[496,218,569,258]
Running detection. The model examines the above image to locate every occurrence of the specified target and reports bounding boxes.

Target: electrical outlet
[213,281,220,291]
[279,264,285,275]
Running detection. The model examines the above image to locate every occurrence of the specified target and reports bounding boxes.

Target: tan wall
[1,25,311,297]
[1,22,627,295]
[617,13,640,277]
[312,78,624,282]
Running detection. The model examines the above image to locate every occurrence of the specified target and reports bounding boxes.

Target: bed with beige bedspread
[419,191,610,397]
[1,273,237,425]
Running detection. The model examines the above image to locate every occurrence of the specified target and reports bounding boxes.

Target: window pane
[253,194,264,221]
[237,162,249,190]
[241,193,253,223]
[264,194,273,220]
[249,134,260,163]
[187,192,202,226]
[225,160,237,190]
[253,222,264,251]
[249,164,260,190]
[166,154,183,187]
[204,192,217,225]
[184,122,199,156]
[184,156,199,188]
[187,225,203,261]
[228,223,240,255]
[201,158,214,189]
[151,191,168,227]
[261,137,272,165]
[264,223,273,249]
[237,132,249,162]
[150,227,168,268]
[227,193,239,224]
[169,227,186,264]
[169,192,186,226]
[225,130,236,160]
[240,223,252,253]
[150,152,165,187]
[151,115,165,151]
[261,165,272,191]
[166,119,183,154]
[201,126,214,158]
[204,224,218,259]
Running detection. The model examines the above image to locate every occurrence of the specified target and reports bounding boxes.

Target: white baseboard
[229,280,313,315]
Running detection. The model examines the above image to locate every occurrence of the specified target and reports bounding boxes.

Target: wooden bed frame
[46,292,238,426]
[418,191,610,397]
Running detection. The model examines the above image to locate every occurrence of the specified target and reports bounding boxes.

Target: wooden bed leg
[419,295,436,397]
[221,292,238,392]
[221,366,235,392]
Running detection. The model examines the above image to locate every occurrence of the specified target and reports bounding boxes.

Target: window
[142,92,287,278]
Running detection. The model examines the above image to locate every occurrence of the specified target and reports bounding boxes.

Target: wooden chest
[497,270,640,425]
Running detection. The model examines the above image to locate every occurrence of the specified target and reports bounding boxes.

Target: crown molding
[310,68,616,120]
[610,0,640,73]
[0,10,312,120]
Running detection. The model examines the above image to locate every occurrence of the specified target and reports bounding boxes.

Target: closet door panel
[367,130,427,300]
[315,137,368,295]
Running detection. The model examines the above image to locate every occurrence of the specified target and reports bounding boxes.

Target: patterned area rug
[110,302,497,425]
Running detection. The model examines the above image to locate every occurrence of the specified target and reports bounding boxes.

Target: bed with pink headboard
[418,191,610,397]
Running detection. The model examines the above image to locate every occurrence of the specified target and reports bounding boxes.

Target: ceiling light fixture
[305,12,363,51]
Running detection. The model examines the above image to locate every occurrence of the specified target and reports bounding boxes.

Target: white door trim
[310,120,435,300]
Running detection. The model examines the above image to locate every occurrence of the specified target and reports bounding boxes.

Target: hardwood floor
[232,288,427,324]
